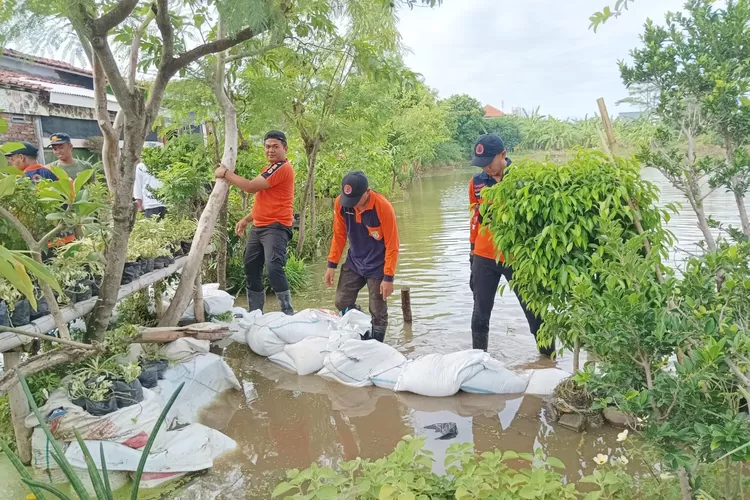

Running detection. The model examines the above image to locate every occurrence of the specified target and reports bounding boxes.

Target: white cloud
[397,0,687,118]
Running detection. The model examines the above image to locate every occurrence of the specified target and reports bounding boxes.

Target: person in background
[214,130,295,316]
[133,159,167,219]
[324,171,400,343]
[4,142,57,182]
[468,134,554,357]
[47,133,92,181]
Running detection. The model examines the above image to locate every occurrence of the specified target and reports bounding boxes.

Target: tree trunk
[159,18,237,327]
[735,192,750,236]
[218,196,229,290]
[685,187,716,252]
[89,128,142,339]
[296,140,320,256]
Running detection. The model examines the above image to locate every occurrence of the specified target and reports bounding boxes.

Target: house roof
[484,104,504,118]
[0,68,86,92]
[2,49,92,77]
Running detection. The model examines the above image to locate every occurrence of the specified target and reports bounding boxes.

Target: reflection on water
[181,168,749,498]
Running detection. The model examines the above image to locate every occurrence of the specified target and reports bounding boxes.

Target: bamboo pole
[3,350,31,464]
[401,288,413,324]
[597,97,617,150]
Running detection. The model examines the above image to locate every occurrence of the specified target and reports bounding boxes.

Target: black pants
[144,206,167,219]
[334,264,388,329]
[244,223,292,293]
[471,255,553,355]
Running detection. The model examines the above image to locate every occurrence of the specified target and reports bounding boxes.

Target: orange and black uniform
[244,160,295,306]
[469,171,552,355]
[327,190,399,341]
[23,165,76,248]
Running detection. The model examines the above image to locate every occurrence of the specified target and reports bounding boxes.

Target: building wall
[0,112,37,143]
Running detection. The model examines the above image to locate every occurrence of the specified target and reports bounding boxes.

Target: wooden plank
[0,255,191,353]
[3,351,31,464]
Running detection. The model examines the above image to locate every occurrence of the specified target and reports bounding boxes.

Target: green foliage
[484,117,522,152]
[441,94,486,156]
[590,0,637,32]
[265,252,309,293]
[481,149,673,348]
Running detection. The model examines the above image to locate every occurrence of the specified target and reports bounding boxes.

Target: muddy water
[178,167,749,499]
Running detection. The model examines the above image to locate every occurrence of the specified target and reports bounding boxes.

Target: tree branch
[38,223,66,253]
[0,326,95,350]
[154,0,175,64]
[225,41,284,63]
[94,0,140,33]
[725,357,750,392]
[93,54,120,189]
[0,207,37,250]
[90,38,133,110]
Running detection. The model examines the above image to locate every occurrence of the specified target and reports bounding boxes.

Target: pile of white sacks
[232,308,570,397]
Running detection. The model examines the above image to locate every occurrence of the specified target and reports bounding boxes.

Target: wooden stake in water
[401,288,413,324]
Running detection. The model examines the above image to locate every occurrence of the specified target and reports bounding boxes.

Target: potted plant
[29,287,50,321]
[0,279,20,327]
[68,375,117,416]
[112,361,144,409]
[51,239,106,302]
[138,344,169,389]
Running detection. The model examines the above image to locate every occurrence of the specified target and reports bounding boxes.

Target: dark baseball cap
[340,171,369,208]
[264,130,287,145]
[3,141,38,157]
[50,133,71,145]
[470,134,506,167]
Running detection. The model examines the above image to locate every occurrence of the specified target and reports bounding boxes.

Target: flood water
[173,166,749,499]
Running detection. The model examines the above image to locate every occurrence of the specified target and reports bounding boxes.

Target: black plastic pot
[30,296,49,321]
[0,301,9,327]
[173,244,184,257]
[167,255,175,264]
[112,379,144,409]
[143,359,169,379]
[153,256,166,270]
[10,300,31,326]
[76,280,94,302]
[137,364,159,389]
[143,258,155,274]
[180,241,192,254]
[122,262,140,285]
[84,396,118,416]
[91,277,102,297]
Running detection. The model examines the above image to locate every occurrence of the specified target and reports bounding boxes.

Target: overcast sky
[397,0,687,118]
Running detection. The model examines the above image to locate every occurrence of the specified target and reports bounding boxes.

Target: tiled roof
[0,69,48,91]
[2,49,92,76]
[484,104,505,118]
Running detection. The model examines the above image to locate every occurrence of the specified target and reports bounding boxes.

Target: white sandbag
[460,359,530,395]
[153,353,241,427]
[203,286,235,316]
[322,339,406,387]
[161,338,210,363]
[336,309,372,337]
[26,388,163,444]
[246,312,287,356]
[371,366,403,390]
[284,337,329,375]
[394,350,489,397]
[524,368,570,396]
[65,423,237,473]
[31,427,67,470]
[270,308,341,344]
[268,351,296,372]
[324,328,362,354]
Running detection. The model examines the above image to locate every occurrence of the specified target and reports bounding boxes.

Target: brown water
[182,167,750,499]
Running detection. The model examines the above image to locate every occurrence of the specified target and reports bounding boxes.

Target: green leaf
[0,440,49,500]
[546,456,566,469]
[100,442,113,499]
[20,479,71,500]
[272,482,297,498]
[0,141,25,154]
[73,169,94,194]
[0,175,16,197]
[74,429,108,499]
[0,257,36,309]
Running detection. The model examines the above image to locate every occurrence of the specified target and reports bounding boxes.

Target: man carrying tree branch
[215,130,295,316]
[469,134,554,357]
[325,171,400,342]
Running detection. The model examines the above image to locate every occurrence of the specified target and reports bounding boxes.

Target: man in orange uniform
[324,171,400,342]
[469,134,554,356]
[215,130,295,315]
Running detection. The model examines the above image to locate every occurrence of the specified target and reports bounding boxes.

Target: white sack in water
[321,339,406,387]
[460,358,531,395]
[393,350,488,397]
[524,368,571,396]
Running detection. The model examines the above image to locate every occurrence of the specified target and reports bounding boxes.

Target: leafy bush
[481,149,674,349]
[484,117,522,152]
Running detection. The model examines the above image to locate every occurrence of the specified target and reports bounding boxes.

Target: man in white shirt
[133,161,167,219]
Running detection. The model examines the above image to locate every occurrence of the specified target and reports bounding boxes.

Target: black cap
[340,171,369,208]
[3,141,38,157]
[470,134,506,167]
[49,133,71,145]
[264,130,287,146]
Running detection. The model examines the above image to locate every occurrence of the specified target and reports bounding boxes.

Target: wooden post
[597,97,617,151]
[401,288,412,324]
[3,350,31,464]
[194,272,205,323]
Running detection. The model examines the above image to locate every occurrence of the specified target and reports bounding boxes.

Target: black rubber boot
[472,331,489,352]
[371,326,386,343]
[277,290,294,316]
[247,289,265,313]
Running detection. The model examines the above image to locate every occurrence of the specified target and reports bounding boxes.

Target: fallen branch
[0,326,96,350]
[130,322,230,344]
[0,346,103,397]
